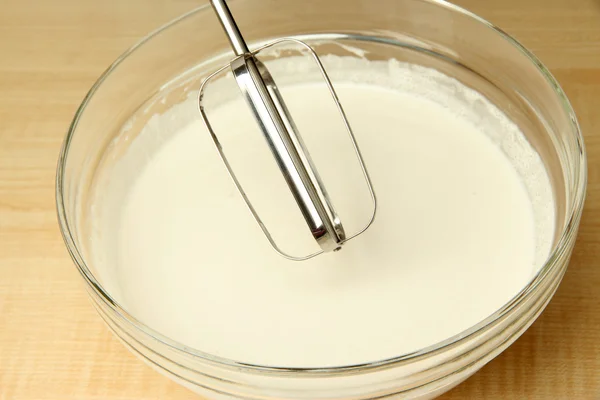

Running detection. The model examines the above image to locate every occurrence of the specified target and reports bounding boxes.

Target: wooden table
[1,0,598,398]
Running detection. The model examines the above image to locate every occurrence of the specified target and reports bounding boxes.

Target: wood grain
[0,0,598,399]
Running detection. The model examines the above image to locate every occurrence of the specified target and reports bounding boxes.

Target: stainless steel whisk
[198,0,376,260]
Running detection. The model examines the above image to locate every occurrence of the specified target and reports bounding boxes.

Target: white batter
[88,55,555,368]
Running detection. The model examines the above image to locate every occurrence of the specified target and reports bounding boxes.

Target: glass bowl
[56,0,586,398]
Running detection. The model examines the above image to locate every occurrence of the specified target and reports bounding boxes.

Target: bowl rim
[56,0,587,376]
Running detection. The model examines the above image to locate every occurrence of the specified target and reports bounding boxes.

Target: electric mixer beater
[199,0,377,260]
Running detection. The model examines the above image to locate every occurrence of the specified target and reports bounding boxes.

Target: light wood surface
[0,0,599,399]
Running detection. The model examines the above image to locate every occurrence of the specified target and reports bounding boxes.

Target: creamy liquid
[89,56,554,368]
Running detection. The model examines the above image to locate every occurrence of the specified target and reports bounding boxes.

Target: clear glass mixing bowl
[56,0,586,398]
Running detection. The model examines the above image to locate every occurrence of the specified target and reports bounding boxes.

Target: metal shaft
[210,0,249,55]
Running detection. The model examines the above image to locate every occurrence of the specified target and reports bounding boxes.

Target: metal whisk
[198,0,376,260]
